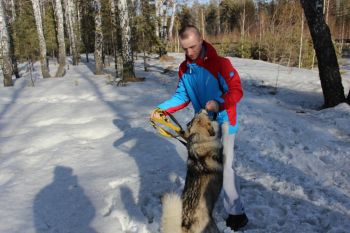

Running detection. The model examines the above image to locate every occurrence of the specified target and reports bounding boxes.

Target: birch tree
[168,0,177,40]
[31,0,51,78]
[93,0,103,74]
[64,0,79,65]
[155,0,162,38]
[160,2,168,41]
[240,0,246,58]
[0,0,13,86]
[300,0,347,107]
[53,0,66,77]
[117,0,137,81]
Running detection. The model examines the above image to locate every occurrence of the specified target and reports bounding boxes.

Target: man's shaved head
[178,25,203,61]
[178,25,201,40]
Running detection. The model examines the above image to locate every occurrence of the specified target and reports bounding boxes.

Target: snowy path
[0,55,349,233]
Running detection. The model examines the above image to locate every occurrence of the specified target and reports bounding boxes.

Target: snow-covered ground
[0,54,349,233]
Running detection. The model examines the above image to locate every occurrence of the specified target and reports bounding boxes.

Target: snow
[0,54,349,233]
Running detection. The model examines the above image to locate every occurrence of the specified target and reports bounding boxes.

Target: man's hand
[205,100,219,113]
[150,108,162,120]
[151,108,169,122]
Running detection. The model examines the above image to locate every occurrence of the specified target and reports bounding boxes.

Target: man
[151,25,248,231]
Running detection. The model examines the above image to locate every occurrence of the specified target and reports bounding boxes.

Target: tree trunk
[0,0,13,86]
[94,0,103,75]
[53,0,66,77]
[160,3,168,41]
[64,0,80,65]
[300,0,346,108]
[64,0,72,56]
[298,12,304,68]
[110,0,120,77]
[8,0,19,79]
[31,0,50,78]
[117,0,138,81]
[168,0,177,40]
[155,0,162,38]
[240,0,246,58]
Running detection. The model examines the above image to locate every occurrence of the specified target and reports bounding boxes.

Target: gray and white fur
[161,110,223,233]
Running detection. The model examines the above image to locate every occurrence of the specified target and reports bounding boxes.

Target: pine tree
[80,0,95,63]
[108,0,121,76]
[53,0,66,77]
[31,0,51,78]
[7,0,19,79]
[0,0,13,86]
[138,0,158,70]
[43,2,57,58]
[13,0,38,61]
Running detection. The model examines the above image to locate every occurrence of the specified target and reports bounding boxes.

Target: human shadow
[113,118,186,225]
[33,166,97,233]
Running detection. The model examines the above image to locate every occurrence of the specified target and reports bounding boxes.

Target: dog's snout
[199,109,208,115]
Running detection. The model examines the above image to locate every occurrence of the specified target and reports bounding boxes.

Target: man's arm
[157,77,190,113]
[218,58,243,109]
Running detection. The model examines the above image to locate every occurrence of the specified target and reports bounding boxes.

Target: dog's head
[184,110,219,141]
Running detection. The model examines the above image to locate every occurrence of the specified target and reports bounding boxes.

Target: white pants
[221,122,245,215]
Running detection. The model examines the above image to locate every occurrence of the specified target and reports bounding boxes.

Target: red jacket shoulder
[178,61,187,78]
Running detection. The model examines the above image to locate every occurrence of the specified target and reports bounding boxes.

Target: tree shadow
[33,166,97,233]
[241,78,324,110]
[0,79,27,132]
[229,135,350,232]
[233,175,350,232]
[81,58,98,75]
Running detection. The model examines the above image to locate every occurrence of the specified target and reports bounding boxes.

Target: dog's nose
[199,109,208,115]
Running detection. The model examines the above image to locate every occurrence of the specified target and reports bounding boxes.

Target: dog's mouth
[208,127,216,137]
[185,110,219,138]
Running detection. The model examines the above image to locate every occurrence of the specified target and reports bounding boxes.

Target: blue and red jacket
[158,41,243,134]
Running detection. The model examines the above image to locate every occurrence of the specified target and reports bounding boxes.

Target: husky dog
[161,110,223,233]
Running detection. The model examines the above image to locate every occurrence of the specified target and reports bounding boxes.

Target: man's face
[180,33,203,61]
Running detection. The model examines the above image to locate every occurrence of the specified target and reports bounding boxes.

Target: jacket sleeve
[157,77,190,113]
[218,58,243,109]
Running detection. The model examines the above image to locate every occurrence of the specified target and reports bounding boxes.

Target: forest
[0,0,350,105]
[0,2,350,232]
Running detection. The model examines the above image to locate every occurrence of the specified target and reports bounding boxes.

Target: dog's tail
[161,193,182,233]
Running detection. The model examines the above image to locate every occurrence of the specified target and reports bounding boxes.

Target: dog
[161,110,223,233]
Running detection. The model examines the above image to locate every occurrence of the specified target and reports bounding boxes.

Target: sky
[0,53,349,233]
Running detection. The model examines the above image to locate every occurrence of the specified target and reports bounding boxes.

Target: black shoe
[226,213,249,231]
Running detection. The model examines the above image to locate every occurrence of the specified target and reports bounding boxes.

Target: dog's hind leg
[161,193,182,233]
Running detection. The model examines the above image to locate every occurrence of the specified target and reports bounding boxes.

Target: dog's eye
[186,120,193,128]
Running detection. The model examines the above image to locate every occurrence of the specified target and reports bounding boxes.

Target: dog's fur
[161,110,223,233]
